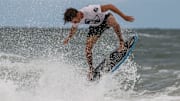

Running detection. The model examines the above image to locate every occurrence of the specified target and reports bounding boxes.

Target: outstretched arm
[63,26,77,45]
[101,4,134,22]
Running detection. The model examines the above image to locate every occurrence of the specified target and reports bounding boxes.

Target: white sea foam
[138,33,170,38]
[0,53,179,101]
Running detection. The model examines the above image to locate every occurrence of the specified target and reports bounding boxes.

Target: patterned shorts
[87,13,111,37]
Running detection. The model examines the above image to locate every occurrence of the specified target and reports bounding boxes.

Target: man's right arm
[101,4,134,22]
[63,26,77,45]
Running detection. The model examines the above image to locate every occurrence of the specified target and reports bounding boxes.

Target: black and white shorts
[87,13,111,37]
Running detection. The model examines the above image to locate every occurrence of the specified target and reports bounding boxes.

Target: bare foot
[118,42,125,52]
[87,72,93,81]
[87,68,94,81]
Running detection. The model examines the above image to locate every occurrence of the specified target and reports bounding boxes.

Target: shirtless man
[63,4,134,80]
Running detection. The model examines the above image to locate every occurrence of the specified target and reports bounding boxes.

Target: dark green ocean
[0,27,180,101]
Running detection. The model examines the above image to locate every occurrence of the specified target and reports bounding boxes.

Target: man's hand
[123,15,134,22]
[63,38,70,45]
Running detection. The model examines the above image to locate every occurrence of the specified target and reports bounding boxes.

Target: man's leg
[107,15,125,51]
[85,35,99,80]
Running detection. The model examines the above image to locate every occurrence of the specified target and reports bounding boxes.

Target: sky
[0,0,180,28]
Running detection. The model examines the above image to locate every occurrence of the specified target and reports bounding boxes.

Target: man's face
[71,12,81,24]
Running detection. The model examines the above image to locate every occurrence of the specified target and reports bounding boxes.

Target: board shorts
[87,13,111,37]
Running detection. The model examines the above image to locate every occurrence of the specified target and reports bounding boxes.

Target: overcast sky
[0,0,180,28]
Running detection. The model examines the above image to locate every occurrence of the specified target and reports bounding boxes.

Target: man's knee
[107,15,117,25]
[111,22,119,28]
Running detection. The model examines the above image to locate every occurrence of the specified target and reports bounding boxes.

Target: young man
[63,4,134,80]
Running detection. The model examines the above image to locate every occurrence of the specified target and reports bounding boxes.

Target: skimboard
[92,34,138,80]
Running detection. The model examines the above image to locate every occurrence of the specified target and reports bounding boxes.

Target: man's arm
[63,26,77,45]
[101,4,134,22]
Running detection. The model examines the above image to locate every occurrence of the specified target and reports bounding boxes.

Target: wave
[0,27,180,101]
[138,33,170,38]
[0,53,179,101]
[0,52,142,101]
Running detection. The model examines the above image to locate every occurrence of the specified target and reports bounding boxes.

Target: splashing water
[0,27,180,101]
[0,53,140,101]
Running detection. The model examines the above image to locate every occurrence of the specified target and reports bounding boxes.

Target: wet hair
[63,8,78,24]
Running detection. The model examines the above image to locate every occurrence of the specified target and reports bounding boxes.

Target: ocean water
[0,27,180,101]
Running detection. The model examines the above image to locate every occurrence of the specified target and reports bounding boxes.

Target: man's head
[64,8,81,24]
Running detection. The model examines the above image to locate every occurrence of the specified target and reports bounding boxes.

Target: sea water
[0,27,180,101]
